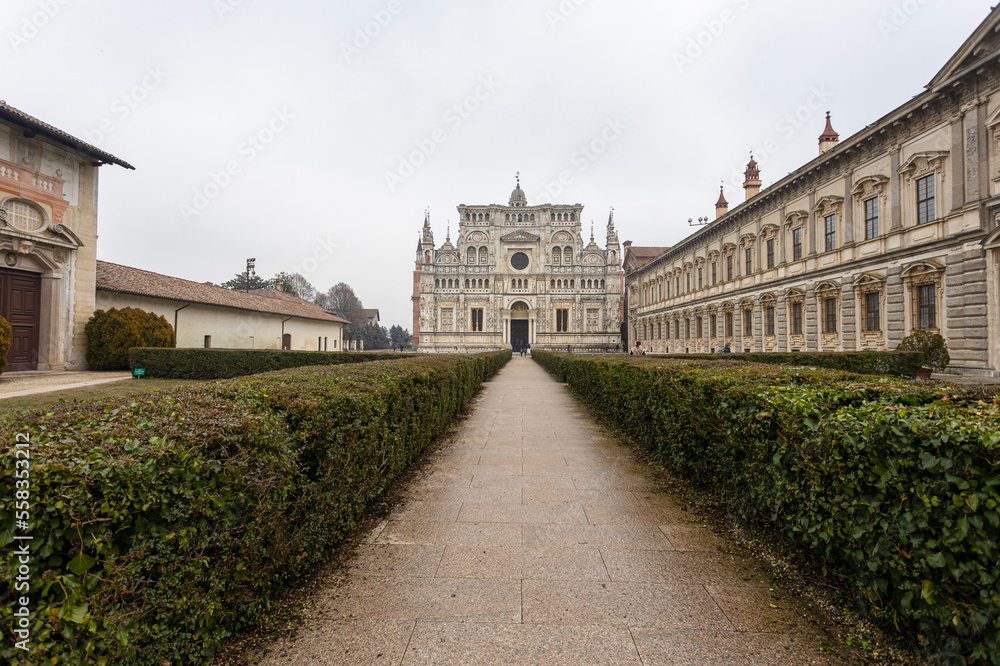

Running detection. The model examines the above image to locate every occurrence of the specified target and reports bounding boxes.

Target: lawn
[0,378,207,418]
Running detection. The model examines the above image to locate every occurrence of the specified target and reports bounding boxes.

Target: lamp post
[245,258,256,292]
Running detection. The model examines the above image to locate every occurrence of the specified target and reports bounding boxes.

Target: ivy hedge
[533,351,1000,664]
[0,351,510,665]
[128,347,410,379]
[646,350,925,378]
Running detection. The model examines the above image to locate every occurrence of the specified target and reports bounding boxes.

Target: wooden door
[0,269,41,371]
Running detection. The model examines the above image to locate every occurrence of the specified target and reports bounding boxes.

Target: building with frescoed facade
[0,102,133,370]
[413,179,623,352]
[625,8,1000,376]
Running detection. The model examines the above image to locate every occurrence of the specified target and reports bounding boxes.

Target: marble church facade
[626,7,1000,377]
[413,180,623,353]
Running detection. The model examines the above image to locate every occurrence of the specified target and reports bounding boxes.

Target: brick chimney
[819,111,839,155]
[275,278,284,292]
[715,185,729,219]
[743,155,761,201]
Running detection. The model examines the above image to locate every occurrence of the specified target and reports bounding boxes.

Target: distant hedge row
[128,347,410,379]
[533,351,1000,664]
[0,351,510,665]
[646,350,925,378]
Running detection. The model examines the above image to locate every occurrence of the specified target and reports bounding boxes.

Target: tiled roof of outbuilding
[96,261,348,324]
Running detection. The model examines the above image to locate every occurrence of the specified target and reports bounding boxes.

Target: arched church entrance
[510,301,530,351]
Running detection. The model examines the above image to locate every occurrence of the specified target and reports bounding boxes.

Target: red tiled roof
[96,261,348,324]
[0,101,134,170]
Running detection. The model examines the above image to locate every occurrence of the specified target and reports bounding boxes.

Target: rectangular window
[726,255,733,281]
[864,292,880,332]
[710,314,717,338]
[864,197,879,240]
[792,302,803,335]
[698,268,703,290]
[711,262,717,285]
[917,175,935,225]
[745,248,752,275]
[471,308,484,332]
[696,316,703,338]
[686,274,691,292]
[685,319,691,339]
[725,312,733,338]
[742,309,753,337]
[792,228,802,261]
[917,284,936,330]
[824,214,836,252]
[676,277,680,294]
[442,308,454,331]
[765,306,775,336]
[766,239,775,269]
[556,309,569,332]
[824,298,837,334]
[586,308,599,332]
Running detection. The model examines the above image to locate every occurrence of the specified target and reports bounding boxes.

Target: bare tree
[317,282,366,326]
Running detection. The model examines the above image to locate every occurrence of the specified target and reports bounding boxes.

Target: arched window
[485,213,490,221]
[571,213,576,221]
[425,251,431,263]
[468,251,476,265]
[557,213,563,221]
[552,247,562,264]
[465,279,470,288]
[435,279,440,288]
[505,214,510,221]
[484,279,489,288]
[479,247,488,264]
[550,213,556,221]
[564,246,573,264]
[570,279,575,288]
[551,279,555,288]
[530,214,535,222]
[557,280,562,289]
[601,279,606,289]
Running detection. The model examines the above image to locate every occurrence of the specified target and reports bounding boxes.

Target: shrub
[0,351,511,665]
[533,351,1000,663]
[128,347,409,379]
[85,308,175,371]
[897,330,950,372]
[0,315,11,375]
[650,350,924,378]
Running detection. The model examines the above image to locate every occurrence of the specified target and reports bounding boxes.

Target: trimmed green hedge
[0,351,510,665]
[0,315,11,375]
[128,347,411,379]
[648,350,925,378]
[533,351,1000,664]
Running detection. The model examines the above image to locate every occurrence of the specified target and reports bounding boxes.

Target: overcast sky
[3,0,994,329]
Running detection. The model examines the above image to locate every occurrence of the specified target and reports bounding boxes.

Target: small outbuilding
[96,261,348,351]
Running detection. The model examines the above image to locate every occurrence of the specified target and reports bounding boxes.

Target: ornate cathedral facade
[412,180,623,352]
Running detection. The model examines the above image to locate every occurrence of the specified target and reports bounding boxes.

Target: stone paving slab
[256,356,855,665]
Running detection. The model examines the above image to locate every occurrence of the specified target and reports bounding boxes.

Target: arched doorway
[510,301,529,351]
[282,333,291,350]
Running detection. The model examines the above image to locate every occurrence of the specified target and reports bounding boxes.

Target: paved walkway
[0,371,130,398]
[259,356,851,665]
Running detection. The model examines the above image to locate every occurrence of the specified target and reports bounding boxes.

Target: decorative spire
[818,111,840,154]
[716,183,728,207]
[446,223,450,243]
[590,221,595,242]
[516,170,520,188]
[743,153,762,202]
[423,207,430,228]
[608,206,615,228]
[819,111,839,143]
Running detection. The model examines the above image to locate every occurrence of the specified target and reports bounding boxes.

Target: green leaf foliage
[0,351,510,665]
[128,347,411,379]
[533,351,1000,664]
[649,350,925,378]
[85,308,175,371]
